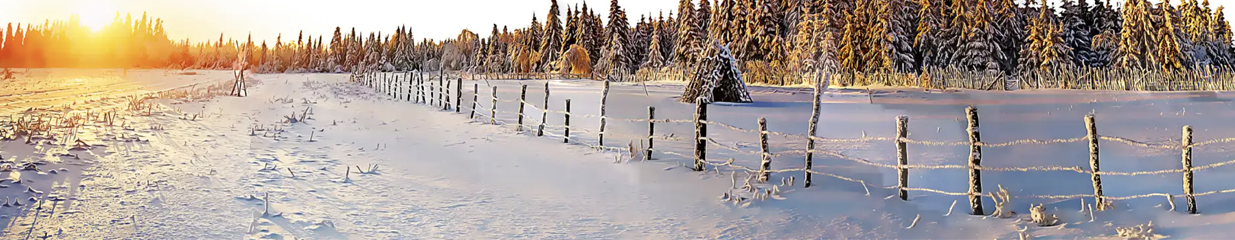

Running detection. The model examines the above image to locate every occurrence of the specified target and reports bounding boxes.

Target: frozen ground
[2,69,1235,239]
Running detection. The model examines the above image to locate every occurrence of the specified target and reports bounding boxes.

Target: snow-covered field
[4,69,1235,239]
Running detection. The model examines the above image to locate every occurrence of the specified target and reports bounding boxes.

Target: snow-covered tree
[644,21,667,69]
[1114,0,1156,69]
[1019,0,1074,71]
[952,0,1004,72]
[1061,0,1095,67]
[1158,8,1194,71]
[915,0,948,68]
[541,0,564,71]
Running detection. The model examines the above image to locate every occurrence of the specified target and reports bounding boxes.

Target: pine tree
[697,0,713,40]
[632,15,653,69]
[1089,0,1120,67]
[884,0,916,72]
[595,34,630,76]
[644,21,667,69]
[562,6,579,53]
[1114,0,1155,69]
[673,0,698,64]
[541,0,564,71]
[1158,8,1193,71]
[330,27,344,70]
[1210,5,1234,67]
[743,0,782,62]
[838,14,863,72]
[952,0,1004,72]
[1060,0,1095,67]
[604,0,633,71]
[1019,0,1074,71]
[587,8,606,65]
[914,0,947,68]
[992,0,1025,72]
[659,11,677,65]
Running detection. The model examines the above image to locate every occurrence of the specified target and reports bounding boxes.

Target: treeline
[4,0,1234,88]
[465,0,1235,85]
[0,13,181,68]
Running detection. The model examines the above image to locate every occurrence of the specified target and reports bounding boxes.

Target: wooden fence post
[600,80,610,146]
[647,106,655,160]
[966,106,984,215]
[443,79,451,111]
[517,84,528,131]
[1183,125,1197,214]
[455,78,463,112]
[758,118,771,182]
[416,73,422,103]
[470,83,478,119]
[804,70,826,188]
[1085,114,1106,209]
[694,97,707,171]
[490,86,498,124]
[895,116,909,200]
[565,99,571,143]
[538,81,550,136]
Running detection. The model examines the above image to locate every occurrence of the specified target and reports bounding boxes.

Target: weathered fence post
[693,97,707,171]
[758,118,771,182]
[538,81,550,136]
[1085,114,1106,209]
[443,79,451,111]
[490,86,498,124]
[470,83,478,119]
[1183,125,1197,214]
[517,84,528,131]
[647,106,655,160]
[564,99,572,143]
[804,70,827,188]
[966,106,984,215]
[896,116,909,201]
[416,73,423,103]
[599,80,610,146]
[456,78,463,112]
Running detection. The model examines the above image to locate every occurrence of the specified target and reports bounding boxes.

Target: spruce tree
[562,6,579,53]
[644,21,667,69]
[886,0,916,72]
[838,14,863,72]
[1020,0,1074,71]
[1061,0,1095,67]
[633,15,653,69]
[1158,8,1193,70]
[1113,0,1155,69]
[915,0,948,68]
[673,0,698,64]
[744,0,782,62]
[994,0,1025,72]
[659,11,677,65]
[952,0,1004,72]
[1210,5,1234,68]
[541,0,564,71]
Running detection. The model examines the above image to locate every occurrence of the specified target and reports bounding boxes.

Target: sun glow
[76,1,114,32]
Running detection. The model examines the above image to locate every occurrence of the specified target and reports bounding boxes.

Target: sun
[76,1,114,32]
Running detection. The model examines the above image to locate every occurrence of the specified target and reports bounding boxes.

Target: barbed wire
[358,80,1235,207]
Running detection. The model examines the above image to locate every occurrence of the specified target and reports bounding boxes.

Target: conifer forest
[3,0,1235,90]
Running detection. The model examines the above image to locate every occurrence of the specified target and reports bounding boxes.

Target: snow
[5,69,1235,239]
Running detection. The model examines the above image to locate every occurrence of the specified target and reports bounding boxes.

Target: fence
[356,71,1235,216]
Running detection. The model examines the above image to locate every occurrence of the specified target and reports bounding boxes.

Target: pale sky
[0,0,679,44]
[1,0,1233,44]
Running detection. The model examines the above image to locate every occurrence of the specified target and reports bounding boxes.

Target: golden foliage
[559,44,592,75]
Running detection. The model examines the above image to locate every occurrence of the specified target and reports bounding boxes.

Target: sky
[0,0,678,44]
[1,0,1234,44]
